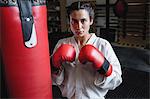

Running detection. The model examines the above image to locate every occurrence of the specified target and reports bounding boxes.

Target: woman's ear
[90,17,94,25]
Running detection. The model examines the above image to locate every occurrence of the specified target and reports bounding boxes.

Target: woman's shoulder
[99,37,110,44]
[93,34,111,46]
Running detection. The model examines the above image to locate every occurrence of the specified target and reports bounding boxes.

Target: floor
[112,45,150,73]
[107,46,150,99]
[106,67,149,99]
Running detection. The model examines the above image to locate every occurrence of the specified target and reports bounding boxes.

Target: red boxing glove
[52,44,76,69]
[79,44,112,76]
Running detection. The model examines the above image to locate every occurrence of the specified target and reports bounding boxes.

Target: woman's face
[69,9,93,38]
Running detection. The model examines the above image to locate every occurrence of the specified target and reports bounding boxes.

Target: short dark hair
[67,1,94,19]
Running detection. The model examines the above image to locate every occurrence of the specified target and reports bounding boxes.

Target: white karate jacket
[52,33,122,99]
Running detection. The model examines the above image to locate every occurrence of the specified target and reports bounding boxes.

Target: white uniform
[52,33,122,99]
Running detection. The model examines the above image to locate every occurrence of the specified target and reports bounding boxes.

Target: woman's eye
[71,20,77,24]
[81,19,86,23]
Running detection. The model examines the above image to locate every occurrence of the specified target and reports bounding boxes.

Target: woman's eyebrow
[71,18,86,21]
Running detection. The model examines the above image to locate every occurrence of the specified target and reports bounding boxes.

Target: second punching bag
[0,0,52,98]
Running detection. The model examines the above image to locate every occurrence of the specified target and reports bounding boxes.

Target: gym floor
[105,46,150,99]
[52,45,150,99]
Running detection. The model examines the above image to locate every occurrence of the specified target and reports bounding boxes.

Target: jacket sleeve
[94,40,122,90]
[52,68,65,85]
[51,40,65,85]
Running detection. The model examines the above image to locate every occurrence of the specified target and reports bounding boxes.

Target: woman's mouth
[76,31,82,35]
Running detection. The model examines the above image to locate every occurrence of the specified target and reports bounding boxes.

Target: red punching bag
[113,0,128,17]
[0,0,52,98]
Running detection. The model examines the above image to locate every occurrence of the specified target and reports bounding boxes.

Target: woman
[51,1,122,99]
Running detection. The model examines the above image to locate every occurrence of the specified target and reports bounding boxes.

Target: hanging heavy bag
[0,0,52,98]
[113,0,128,17]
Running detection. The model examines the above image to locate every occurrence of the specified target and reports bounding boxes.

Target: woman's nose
[76,21,82,30]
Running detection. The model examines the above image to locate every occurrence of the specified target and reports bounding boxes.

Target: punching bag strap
[17,0,37,48]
